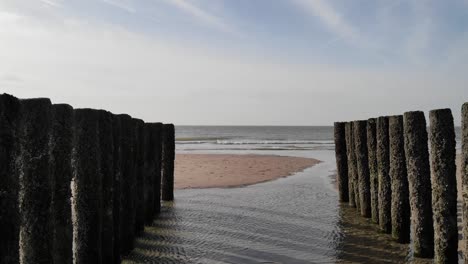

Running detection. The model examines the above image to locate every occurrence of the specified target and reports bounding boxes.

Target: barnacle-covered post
[334,122,349,202]
[0,94,21,264]
[377,116,391,234]
[153,123,163,214]
[161,124,175,201]
[18,98,53,263]
[353,120,371,217]
[133,118,145,235]
[72,109,102,263]
[388,115,410,243]
[98,110,114,263]
[429,109,457,263]
[367,118,379,224]
[112,115,122,263]
[118,114,136,255]
[403,111,433,257]
[50,104,74,264]
[462,103,468,262]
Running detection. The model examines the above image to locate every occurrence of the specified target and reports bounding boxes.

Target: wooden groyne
[334,104,466,262]
[0,93,175,264]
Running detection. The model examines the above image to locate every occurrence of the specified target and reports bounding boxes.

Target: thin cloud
[294,0,408,64]
[39,0,62,7]
[293,0,359,44]
[100,0,136,13]
[165,0,238,35]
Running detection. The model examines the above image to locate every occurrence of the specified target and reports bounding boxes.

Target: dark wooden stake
[367,118,379,224]
[403,111,433,257]
[462,103,468,262]
[118,114,136,255]
[0,94,21,264]
[133,118,145,235]
[345,122,356,208]
[50,104,74,264]
[18,98,52,264]
[161,124,175,201]
[429,108,458,263]
[72,109,102,264]
[377,116,391,234]
[98,110,114,263]
[112,115,122,264]
[334,122,349,202]
[389,115,410,243]
[353,120,371,218]
[153,123,163,214]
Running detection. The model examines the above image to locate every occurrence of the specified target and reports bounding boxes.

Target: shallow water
[123,150,439,263]
[123,126,462,263]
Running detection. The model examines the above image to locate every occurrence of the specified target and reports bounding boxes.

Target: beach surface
[174,154,320,189]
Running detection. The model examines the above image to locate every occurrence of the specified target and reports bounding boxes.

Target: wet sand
[174,154,320,189]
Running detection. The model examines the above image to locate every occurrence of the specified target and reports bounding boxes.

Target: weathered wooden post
[144,123,155,224]
[112,115,122,264]
[429,109,458,263]
[18,98,52,263]
[334,122,349,202]
[118,114,136,255]
[134,118,145,235]
[377,116,391,234]
[403,111,433,257]
[72,109,102,264]
[367,118,379,224]
[389,115,410,243]
[345,122,356,208]
[0,94,21,264]
[143,123,154,225]
[462,103,468,262]
[351,122,360,211]
[153,123,163,214]
[98,110,114,263]
[162,123,175,201]
[354,120,371,217]
[49,104,74,264]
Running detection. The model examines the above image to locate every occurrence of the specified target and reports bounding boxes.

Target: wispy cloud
[100,0,136,13]
[165,0,238,35]
[39,0,62,8]
[292,0,359,44]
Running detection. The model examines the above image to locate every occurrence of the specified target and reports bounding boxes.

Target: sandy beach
[174,154,320,189]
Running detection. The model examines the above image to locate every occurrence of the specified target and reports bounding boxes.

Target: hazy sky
[1,0,467,125]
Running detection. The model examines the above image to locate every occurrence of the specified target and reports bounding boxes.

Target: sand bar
[174,154,320,189]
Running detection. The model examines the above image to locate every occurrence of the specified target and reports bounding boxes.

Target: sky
[0,0,467,125]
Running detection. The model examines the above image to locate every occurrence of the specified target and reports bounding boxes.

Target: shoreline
[174,154,321,189]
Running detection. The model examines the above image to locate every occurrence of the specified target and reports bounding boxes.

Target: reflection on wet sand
[337,201,464,263]
[338,204,418,263]
[123,199,461,263]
